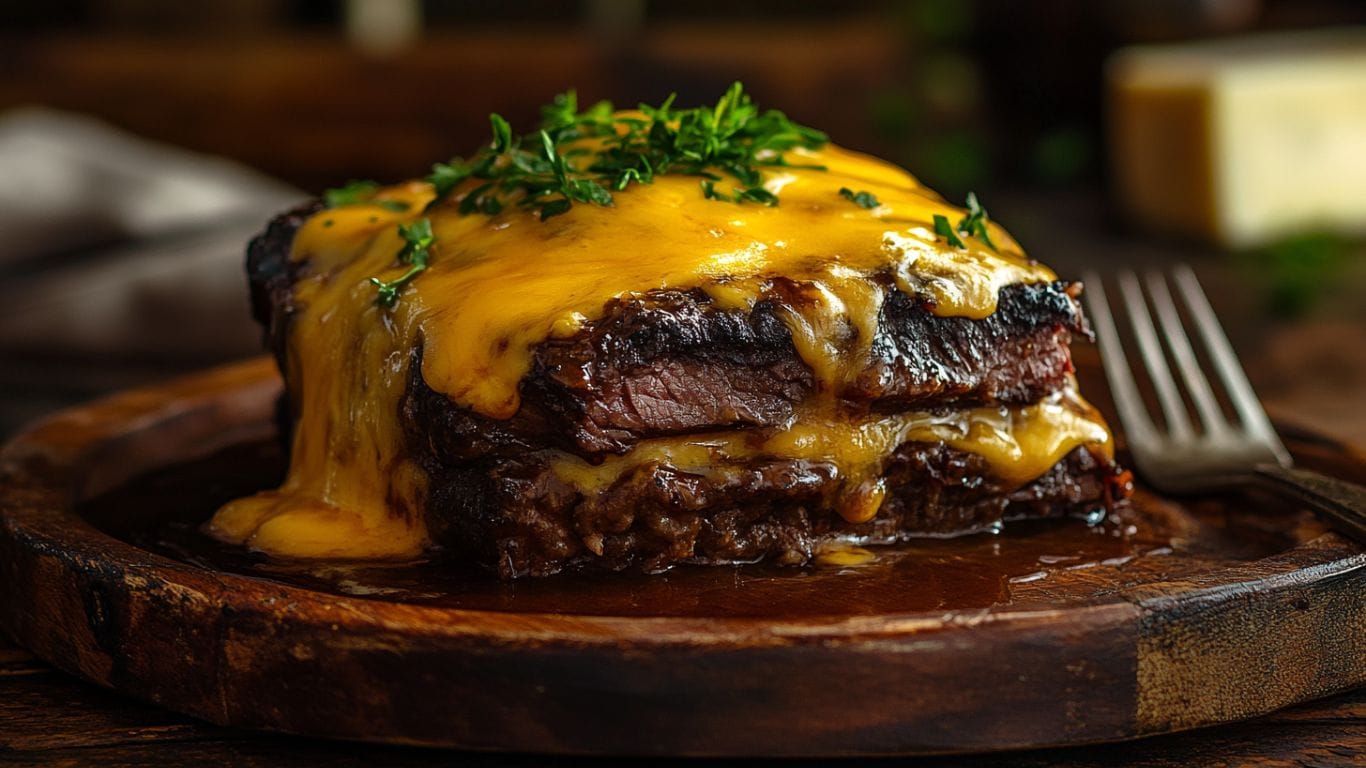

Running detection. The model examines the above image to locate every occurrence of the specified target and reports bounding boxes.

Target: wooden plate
[0,357,1362,757]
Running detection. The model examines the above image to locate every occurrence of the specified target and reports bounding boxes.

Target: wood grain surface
[2,631,1362,766]
[0,358,1363,758]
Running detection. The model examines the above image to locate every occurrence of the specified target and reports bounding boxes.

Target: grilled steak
[251,208,1088,458]
[215,87,1137,578]
[244,205,1131,577]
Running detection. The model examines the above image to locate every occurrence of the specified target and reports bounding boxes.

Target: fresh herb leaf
[735,186,778,206]
[489,114,513,154]
[539,198,572,221]
[933,214,966,249]
[477,195,503,215]
[324,180,379,208]
[420,81,826,221]
[539,90,579,132]
[570,178,613,206]
[365,83,827,299]
[324,181,412,212]
[956,191,997,250]
[458,182,495,216]
[839,187,880,209]
[614,165,648,190]
[426,161,471,209]
[932,194,998,250]
[700,179,778,206]
[368,218,435,308]
[540,130,567,184]
[396,218,434,258]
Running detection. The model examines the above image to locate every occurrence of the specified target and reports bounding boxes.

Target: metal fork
[1084,265,1366,543]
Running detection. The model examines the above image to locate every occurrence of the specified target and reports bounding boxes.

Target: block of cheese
[1107,29,1366,248]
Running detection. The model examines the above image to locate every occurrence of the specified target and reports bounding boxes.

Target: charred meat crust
[858,281,1086,409]
[249,205,1086,458]
[422,444,1134,579]
[246,200,324,369]
[400,283,1088,460]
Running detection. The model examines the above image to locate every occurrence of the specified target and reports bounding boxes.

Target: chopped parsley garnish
[423,81,827,221]
[357,83,831,306]
[839,187,880,209]
[323,180,380,208]
[934,192,998,251]
[956,191,997,251]
[701,179,778,206]
[426,160,471,200]
[933,214,966,249]
[323,180,410,212]
[368,218,434,308]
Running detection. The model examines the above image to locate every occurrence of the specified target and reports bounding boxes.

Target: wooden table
[2,630,1361,765]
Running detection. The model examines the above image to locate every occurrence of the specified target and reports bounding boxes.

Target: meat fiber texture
[248,204,1132,577]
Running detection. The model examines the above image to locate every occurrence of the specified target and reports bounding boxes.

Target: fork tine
[1083,272,1159,447]
[1144,271,1229,437]
[1117,271,1194,441]
[1171,265,1292,465]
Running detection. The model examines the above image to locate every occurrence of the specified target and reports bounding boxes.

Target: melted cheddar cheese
[207,140,1109,560]
[550,385,1111,524]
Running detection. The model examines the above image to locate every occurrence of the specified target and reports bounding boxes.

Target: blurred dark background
[1,0,1364,439]
[5,0,1365,195]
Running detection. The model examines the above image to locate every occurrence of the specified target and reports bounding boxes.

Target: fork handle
[1253,463,1366,544]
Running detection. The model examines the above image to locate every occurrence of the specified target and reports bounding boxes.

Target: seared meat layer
[515,280,1085,456]
[422,444,1132,578]
[247,201,323,368]
[401,285,1086,460]
[250,207,1086,459]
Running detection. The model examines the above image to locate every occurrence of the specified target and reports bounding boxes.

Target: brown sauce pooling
[81,440,1310,620]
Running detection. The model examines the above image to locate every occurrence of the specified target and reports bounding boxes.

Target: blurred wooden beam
[0,22,902,189]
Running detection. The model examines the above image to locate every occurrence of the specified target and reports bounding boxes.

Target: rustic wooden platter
[0,356,1362,757]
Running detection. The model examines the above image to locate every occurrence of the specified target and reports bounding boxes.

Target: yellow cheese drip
[550,386,1113,524]
[207,191,432,558]
[208,139,1086,560]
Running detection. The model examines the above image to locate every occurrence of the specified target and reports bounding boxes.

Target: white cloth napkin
[0,108,306,360]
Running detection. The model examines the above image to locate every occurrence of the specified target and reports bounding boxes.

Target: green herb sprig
[701,179,778,206]
[957,192,997,250]
[933,214,966,248]
[324,180,377,207]
[324,180,410,212]
[368,218,434,308]
[423,81,827,221]
[349,83,826,306]
[839,187,880,209]
[933,192,998,251]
